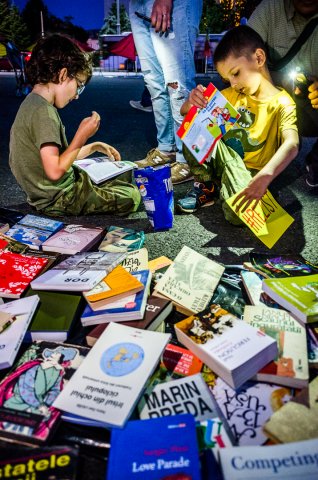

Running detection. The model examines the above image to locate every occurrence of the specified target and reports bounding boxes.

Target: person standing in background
[248,0,318,188]
[129,0,203,184]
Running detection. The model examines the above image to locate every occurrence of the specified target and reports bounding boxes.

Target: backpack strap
[269,17,318,71]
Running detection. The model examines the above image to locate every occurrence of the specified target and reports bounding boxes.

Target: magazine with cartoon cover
[0,341,89,445]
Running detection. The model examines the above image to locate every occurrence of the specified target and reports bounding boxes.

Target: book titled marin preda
[86,294,173,346]
[0,295,40,369]
[83,265,144,311]
[177,82,240,164]
[53,322,171,428]
[30,250,126,292]
[154,245,225,316]
[0,250,49,298]
[243,305,309,388]
[41,223,104,255]
[5,214,64,250]
[0,340,89,445]
[174,304,278,390]
[106,414,201,480]
[219,438,318,480]
[262,273,318,324]
[24,287,84,343]
[0,444,79,480]
[81,269,152,326]
[74,156,135,184]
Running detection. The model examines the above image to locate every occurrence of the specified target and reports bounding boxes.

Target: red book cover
[0,251,49,298]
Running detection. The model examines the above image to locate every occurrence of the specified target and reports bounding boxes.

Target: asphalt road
[0,72,317,265]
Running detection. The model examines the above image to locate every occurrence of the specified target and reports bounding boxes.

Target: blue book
[6,214,64,250]
[107,414,201,480]
[81,269,152,326]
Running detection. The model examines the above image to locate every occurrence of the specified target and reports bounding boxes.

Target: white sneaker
[129,100,153,113]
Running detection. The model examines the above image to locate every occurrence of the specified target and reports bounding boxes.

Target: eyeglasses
[73,76,86,96]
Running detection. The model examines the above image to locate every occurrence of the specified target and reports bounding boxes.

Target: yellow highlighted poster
[226,190,294,248]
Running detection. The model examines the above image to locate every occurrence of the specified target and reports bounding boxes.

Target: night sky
[14,0,105,30]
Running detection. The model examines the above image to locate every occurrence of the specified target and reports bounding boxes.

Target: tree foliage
[199,0,263,33]
[100,2,131,35]
[0,0,30,50]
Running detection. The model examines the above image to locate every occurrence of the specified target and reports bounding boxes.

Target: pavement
[0,72,317,266]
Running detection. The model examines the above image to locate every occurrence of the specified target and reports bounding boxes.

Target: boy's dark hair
[26,33,93,86]
[214,25,266,66]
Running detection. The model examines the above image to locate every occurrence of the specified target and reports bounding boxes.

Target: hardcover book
[138,372,219,422]
[212,377,293,446]
[0,444,79,480]
[81,269,152,326]
[262,273,318,324]
[0,295,40,369]
[249,252,318,279]
[98,225,145,253]
[53,322,171,428]
[106,414,201,480]
[219,438,318,480]
[174,304,278,390]
[263,376,318,443]
[74,157,135,184]
[6,214,64,250]
[24,288,84,343]
[177,82,240,164]
[154,245,225,315]
[0,251,49,298]
[30,251,126,292]
[83,265,144,311]
[41,223,104,255]
[243,305,309,388]
[0,340,89,445]
[85,294,173,346]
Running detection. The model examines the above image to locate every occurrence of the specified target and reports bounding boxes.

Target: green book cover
[24,287,84,342]
[262,274,318,324]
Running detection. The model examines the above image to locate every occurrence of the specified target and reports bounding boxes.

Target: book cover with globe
[53,322,171,428]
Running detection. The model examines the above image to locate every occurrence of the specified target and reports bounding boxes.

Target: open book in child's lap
[73,157,135,184]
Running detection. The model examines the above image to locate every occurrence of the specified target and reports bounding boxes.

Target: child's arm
[180,85,207,116]
[40,111,103,181]
[76,142,121,161]
[232,128,299,212]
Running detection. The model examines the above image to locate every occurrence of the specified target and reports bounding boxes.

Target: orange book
[83,265,144,311]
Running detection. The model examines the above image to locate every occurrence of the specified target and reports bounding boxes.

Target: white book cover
[175,304,278,389]
[0,295,40,369]
[53,322,171,427]
[139,373,219,422]
[155,246,225,314]
[74,157,135,184]
[219,438,318,480]
[30,268,106,292]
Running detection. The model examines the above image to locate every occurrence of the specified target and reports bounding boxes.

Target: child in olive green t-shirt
[9,33,140,217]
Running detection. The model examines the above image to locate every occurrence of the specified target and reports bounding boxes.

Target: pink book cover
[42,224,104,254]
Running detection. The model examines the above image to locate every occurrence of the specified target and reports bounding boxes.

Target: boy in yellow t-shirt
[177,25,299,224]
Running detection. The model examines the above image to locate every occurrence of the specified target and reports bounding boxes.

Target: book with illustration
[106,414,201,480]
[0,340,89,445]
[74,157,135,184]
[177,82,240,164]
[249,252,318,279]
[174,304,277,389]
[53,322,171,428]
[243,305,309,388]
[98,225,145,253]
[262,273,318,324]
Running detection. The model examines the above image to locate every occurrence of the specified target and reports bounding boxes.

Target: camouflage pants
[183,141,258,225]
[42,167,140,217]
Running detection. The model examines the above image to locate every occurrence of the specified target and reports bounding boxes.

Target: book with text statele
[174,304,277,390]
[262,273,318,324]
[177,82,240,164]
[243,305,309,388]
[74,157,135,184]
[53,322,171,428]
[106,414,201,480]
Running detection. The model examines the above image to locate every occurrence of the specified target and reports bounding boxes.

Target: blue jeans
[129,0,202,162]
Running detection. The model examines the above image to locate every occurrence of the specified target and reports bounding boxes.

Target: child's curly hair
[26,33,93,86]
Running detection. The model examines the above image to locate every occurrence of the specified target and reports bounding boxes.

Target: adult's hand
[151,0,172,33]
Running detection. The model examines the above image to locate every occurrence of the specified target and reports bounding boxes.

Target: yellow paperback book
[226,190,294,249]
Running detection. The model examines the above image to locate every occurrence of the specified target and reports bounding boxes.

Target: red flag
[204,34,211,58]
[108,33,137,61]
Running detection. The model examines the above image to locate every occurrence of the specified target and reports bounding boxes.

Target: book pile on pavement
[0,207,318,479]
